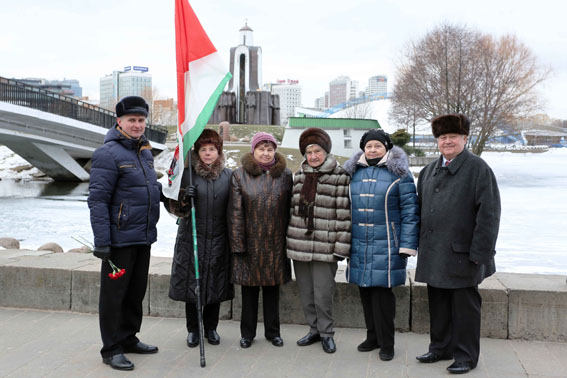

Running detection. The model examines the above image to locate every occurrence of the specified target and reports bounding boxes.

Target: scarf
[256,157,276,171]
[298,172,321,235]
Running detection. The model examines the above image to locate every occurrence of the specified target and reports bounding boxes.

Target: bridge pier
[7,142,90,181]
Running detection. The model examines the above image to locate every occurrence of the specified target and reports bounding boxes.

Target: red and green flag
[164,0,231,199]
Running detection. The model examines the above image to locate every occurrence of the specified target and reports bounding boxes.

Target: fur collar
[343,146,409,177]
[300,154,338,174]
[191,150,226,180]
[241,152,287,178]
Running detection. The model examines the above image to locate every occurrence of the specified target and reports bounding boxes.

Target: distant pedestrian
[166,129,234,349]
[343,129,419,361]
[415,114,501,374]
[287,128,351,354]
[228,132,293,349]
[88,96,161,371]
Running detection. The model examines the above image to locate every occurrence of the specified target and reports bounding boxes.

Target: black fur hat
[116,96,149,117]
[299,128,332,155]
[431,114,470,138]
[360,129,393,151]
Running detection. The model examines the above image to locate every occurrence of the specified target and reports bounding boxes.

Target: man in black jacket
[88,96,161,371]
[415,114,501,374]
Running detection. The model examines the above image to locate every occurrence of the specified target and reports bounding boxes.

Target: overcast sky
[2,0,566,119]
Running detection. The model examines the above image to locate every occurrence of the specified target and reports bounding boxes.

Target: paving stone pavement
[0,307,566,378]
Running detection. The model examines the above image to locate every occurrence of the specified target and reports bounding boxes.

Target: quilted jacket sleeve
[398,173,420,255]
[88,146,118,247]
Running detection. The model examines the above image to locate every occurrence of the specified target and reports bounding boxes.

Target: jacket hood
[191,149,226,180]
[241,151,287,178]
[343,146,409,177]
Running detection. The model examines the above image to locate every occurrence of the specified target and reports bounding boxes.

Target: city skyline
[2,0,566,120]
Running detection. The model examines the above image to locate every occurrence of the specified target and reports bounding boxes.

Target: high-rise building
[99,66,152,111]
[268,79,302,126]
[367,75,387,96]
[314,96,326,109]
[329,76,358,108]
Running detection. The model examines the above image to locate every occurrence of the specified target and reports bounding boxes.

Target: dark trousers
[359,286,396,349]
[99,245,151,358]
[427,285,482,367]
[240,285,280,340]
[185,302,221,333]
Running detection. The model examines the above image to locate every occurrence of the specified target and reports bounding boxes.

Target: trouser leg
[240,285,259,339]
[294,260,318,334]
[261,285,280,339]
[359,286,378,345]
[375,287,395,349]
[452,286,481,367]
[187,302,221,332]
[99,245,150,358]
[311,261,338,337]
[427,285,453,357]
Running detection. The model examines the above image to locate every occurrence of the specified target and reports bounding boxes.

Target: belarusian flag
[164,0,232,199]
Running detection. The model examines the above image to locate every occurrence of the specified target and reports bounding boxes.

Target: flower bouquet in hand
[72,236,125,280]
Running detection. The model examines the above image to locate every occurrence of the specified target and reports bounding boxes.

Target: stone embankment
[0,249,566,343]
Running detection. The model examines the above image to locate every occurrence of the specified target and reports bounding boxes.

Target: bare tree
[141,87,177,126]
[343,99,373,119]
[390,23,551,155]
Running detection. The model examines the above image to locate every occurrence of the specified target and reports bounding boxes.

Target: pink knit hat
[251,132,277,151]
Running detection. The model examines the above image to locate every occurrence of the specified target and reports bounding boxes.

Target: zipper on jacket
[117,202,123,229]
[384,178,401,288]
[391,222,398,248]
[137,142,151,242]
[119,164,136,169]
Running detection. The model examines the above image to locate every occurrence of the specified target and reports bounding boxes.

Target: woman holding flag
[228,132,293,349]
[167,129,234,349]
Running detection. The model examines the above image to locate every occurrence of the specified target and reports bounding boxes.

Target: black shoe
[206,330,220,345]
[124,341,158,354]
[102,354,134,371]
[357,339,379,352]
[416,351,452,363]
[296,332,321,346]
[379,347,395,361]
[321,337,336,353]
[187,332,199,348]
[447,361,474,374]
[240,338,253,348]
[266,336,284,347]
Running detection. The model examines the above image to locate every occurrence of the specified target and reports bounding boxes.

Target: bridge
[319,92,390,118]
[0,76,168,181]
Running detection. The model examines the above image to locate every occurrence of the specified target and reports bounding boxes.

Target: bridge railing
[0,76,168,144]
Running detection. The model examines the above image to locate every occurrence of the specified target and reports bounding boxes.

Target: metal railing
[0,76,168,144]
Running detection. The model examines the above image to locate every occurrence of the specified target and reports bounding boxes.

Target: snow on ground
[0,146,44,180]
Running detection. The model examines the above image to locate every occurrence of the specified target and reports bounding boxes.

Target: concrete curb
[1,249,566,342]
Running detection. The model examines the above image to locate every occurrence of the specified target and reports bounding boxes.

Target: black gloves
[182,184,197,203]
[93,246,111,261]
[159,190,168,204]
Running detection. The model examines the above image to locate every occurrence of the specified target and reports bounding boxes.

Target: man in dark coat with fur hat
[415,114,501,375]
[88,96,161,371]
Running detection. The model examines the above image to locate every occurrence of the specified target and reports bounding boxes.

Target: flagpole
[188,150,206,367]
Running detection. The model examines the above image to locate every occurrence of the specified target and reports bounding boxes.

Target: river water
[0,149,566,275]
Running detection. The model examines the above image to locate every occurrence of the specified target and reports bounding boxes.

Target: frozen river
[0,149,566,275]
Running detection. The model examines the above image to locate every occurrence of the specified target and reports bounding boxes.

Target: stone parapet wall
[1,250,566,342]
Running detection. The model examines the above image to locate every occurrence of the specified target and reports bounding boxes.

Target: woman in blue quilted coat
[343,129,419,361]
